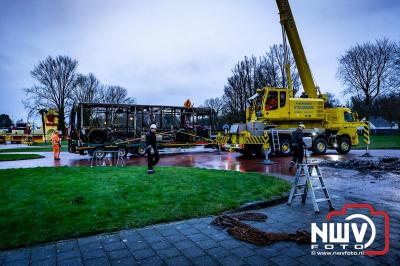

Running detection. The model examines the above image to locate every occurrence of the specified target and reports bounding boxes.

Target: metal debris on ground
[211,213,310,246]
[380,157,400,163]
[321,157,400,174]
[230,212,268,221]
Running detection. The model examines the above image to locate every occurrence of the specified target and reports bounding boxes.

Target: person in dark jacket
[146,124,160,174]
[289,123,305,170]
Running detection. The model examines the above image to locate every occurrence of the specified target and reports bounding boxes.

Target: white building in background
[369,116,399,134]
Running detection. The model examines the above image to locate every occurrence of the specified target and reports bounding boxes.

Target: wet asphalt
[0,148,399,211]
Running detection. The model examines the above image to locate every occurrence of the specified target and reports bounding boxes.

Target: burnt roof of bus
[77,102,213,115]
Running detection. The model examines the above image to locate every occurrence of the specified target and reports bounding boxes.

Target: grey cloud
[0,0,399,122]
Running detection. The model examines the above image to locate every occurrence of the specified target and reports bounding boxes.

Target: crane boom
[276,0,318,98]
[218,0,368,158]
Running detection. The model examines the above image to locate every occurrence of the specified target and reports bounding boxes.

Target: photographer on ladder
[289,123,305,170]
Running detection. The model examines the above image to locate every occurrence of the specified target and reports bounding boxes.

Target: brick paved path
[1,190,399,266]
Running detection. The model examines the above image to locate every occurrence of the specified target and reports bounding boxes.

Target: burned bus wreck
[68,102,215,156]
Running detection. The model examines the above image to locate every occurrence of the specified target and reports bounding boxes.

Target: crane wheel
[312,138,327,155]
[254,144,268,158]
[239,147,253,158]
[279,138,292,156]
[336,137,351,154]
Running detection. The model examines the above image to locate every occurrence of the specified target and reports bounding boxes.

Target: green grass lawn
[0,140,68,153]
[355,135,400,149]
[0,154,44,161]
[31,140,68,147]
[0,166,290,250]
[0,146,68,153]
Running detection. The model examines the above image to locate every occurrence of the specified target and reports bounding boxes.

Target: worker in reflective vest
[52,130,61,160]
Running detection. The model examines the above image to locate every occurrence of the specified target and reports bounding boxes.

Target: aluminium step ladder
[90,150,125,167]
[270,129,280,153]
[287,163,334,213]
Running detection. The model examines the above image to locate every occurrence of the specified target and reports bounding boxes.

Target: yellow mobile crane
[220,0,367,156]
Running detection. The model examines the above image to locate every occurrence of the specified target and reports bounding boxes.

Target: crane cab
[247,87,324,123]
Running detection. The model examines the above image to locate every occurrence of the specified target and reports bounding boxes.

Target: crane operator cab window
[265,91,278,111]
[248,93,263,118]
[344,111,354,122]
[280,91,286,108]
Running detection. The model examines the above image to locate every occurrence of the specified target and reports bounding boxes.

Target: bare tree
[72,73,101,104]
[391,42,400,89]
[204,97,225,128]
[222,44,300,122]
[100,85,135,104]
[260,44,301,95]
[23,55,78,133]
[337,38,397,115]
[324,92,341,108]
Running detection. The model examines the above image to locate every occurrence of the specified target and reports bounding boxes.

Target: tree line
[21,38,400,133]
[23,55,135,132]
[204,38,400,130]
[338,38,400,125]
[216,44,300,124]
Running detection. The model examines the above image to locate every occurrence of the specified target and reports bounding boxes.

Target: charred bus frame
[68,102,214,156]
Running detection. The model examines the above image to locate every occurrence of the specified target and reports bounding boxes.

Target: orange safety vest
[51,133,60,146]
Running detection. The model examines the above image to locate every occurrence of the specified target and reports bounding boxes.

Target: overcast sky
[1,0,399,122]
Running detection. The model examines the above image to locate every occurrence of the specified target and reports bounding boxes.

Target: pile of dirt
[321,157,400,174]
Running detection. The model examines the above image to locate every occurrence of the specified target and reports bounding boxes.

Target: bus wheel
[89,131,106,144]
[137,146,146,157]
